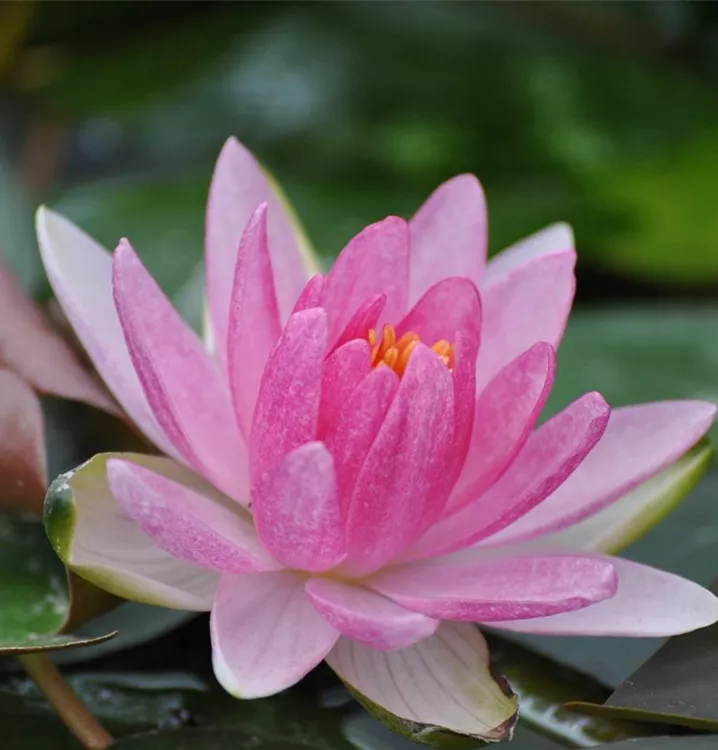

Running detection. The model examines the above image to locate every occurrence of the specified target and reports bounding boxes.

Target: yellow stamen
[365,324,454,377]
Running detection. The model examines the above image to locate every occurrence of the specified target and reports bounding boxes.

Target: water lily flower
[38,137,718,743]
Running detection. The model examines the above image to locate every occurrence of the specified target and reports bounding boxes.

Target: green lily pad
[111,730,318,749]
[565,580,718,732]
[0,513,115,653]
[600,739,718,749]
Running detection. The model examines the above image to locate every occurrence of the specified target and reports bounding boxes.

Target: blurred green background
[3,2,718,748]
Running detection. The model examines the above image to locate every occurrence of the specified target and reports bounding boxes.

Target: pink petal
[0,370,46,514]
[327,623,518,741]
[211,571,339,698]
[343,345,454,576]
[493,557,718,636]
[447,342,556,514]
[107,458,277,574]
[226,203,282,439]
[369,555,616,622]
[478,244,575,391]
[396,276,481,350]
[319,339,372,439]
[332,294,386,351]
[484,223,573,282]
[250,308,327,484]
[491,401,716,545]
[291,274,325,314]
[409,174,487,305]
[320,217,410,346]
[253,442,345,572]
[205,138,307,369]
[305,577,438,650]
[324,364,399,520]
[113,241,248,502]
[50,453,221,610]
[407,392,610,561]
[0,256,116,413]
[36,207,174,454]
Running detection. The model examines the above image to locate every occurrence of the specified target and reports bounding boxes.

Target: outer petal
[107,459,278,574]
[492,557,718,636]
[327,623,518,743]
[408,174,487,305]
[36,207,173,454]
[227,203,281,439]
[318,339,372,439]
[113,241,248,502]
[253,442,345,572]
[368,555,616,622]
[408,392,610,561]
[320,217,410,346]
[250,308,327,483]
[0,370,46,514]
[205,137,308,364]
[306,578,438,650]
[0,256,115,412]
[211,571,339,698]
[448,342,556,514]
[490,401,716,545]
[44,453,219,610]
[344,345,454,575]
[478,230,575,391]
[536,440,712,555]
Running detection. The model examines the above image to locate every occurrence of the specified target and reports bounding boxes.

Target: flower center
[367,324,454,377]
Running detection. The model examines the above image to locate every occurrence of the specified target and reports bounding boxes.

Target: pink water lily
[38,137,718,739]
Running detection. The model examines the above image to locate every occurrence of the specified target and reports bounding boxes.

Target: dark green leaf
[111,729,319,749]
[599,738,718,749]
[0,513,115,653]
[565,580,718,732]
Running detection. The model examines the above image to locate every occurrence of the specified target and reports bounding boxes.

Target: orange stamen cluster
[367,324,454,377]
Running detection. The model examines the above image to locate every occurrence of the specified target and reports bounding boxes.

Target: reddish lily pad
[566,580,718,732]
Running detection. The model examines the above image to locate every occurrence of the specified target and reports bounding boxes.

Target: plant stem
[19,652,113,749]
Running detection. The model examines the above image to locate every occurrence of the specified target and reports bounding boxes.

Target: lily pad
[566,581,718,732]
[600,739,718,749]
[111,730,316,749]
[0,513,116,653]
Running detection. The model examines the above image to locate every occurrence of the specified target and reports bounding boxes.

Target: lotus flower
[38,138,718,742]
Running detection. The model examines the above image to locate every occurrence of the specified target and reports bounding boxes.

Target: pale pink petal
[320,217,410,346]
[0,370,46,514]
[484,223,574,283]
[448,343,556,514]
[493,557,718,636]
[253,442,345,572]
[211,571,339,698]
[226,203,281,439]
[478,244,575,391]
[343,345,454,576]
[107,458,278,574]
[36,207,174,454]
[327,623,518,742]
[250,308,327,483]
[332,294,386,351]
[324,365,399,520]
[47,453,220,610]
[319,339,372,439]
[407,392,610,561]
[113,241,248,502]
[205,138,307,365]
[305,577,438,650]
[369,555,616,622]
[491,401,716,545]
[291,274,325,314]
[0,256,116,412]
[409,174,487,305]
